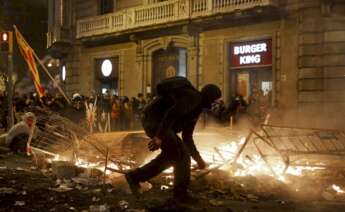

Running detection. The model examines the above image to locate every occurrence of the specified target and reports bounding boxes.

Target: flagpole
[32,51,71,104]
[13,25,71,104]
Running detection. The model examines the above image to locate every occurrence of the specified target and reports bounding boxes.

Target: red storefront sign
[230,39,272,69]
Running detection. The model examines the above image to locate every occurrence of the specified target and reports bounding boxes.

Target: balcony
[77,0,277,39]
[46,27,73,58]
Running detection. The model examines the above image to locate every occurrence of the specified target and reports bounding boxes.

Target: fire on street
[2,0,345,211]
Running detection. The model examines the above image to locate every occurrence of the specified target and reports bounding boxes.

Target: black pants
[129,130,191,195]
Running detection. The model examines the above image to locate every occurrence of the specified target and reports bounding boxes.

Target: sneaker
[125,173,141,198]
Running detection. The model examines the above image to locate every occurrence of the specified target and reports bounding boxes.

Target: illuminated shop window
[261,81,272,96]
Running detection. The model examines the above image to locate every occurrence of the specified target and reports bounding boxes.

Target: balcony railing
[77,0,276,38]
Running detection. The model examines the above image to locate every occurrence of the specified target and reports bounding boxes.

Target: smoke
[15,76,35,94]
[199,105,345,132]
[198,111,256,134]
[45,74,62,95]
[14,74,62,96]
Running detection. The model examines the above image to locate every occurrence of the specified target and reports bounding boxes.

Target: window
[100,0,114,15]
[261,81,272,96]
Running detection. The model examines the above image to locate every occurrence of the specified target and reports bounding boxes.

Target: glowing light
[1,32,8,42]
[53,155,60,161]
[101,59,112,77]
[332,184,345,194]
[49,133,328,186]
[62,66,66,81]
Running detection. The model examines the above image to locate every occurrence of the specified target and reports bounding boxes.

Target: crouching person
[3,112,37,155]
[125,77,221,203]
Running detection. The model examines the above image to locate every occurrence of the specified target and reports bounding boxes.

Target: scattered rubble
[89,204,110,212]
[0,187,16,194]
[52,161,78,179]
[118,200,129,210]
[14,201,25,206]
[2,121,345,211]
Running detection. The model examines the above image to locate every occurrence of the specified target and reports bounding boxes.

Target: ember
[8,110,345,207]
[43,124,345,190]
[332,185,345,194]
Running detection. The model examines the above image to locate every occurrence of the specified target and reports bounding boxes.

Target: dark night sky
[29,0,47,6]
[0,0,47,49]
[0,0,48,82]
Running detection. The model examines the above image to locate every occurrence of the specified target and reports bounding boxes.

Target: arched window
[152,47,188,94]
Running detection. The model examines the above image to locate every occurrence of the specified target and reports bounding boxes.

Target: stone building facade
[47,0,345,129]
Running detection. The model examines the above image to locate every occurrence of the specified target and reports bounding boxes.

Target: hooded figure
[5,112,36,154]
[125,77,221,203]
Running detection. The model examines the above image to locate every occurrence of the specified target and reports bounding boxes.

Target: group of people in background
[210,89,272,127]
[0,91,152,133]
[0,88,271,133]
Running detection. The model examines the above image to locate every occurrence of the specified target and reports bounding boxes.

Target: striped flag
[14,27,45,98]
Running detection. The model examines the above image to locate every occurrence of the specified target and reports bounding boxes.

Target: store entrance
[152,47,187,94]
[232,69,272,117]
[95,57,119,95]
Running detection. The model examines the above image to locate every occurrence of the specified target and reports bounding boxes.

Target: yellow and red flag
[14,27,45,98]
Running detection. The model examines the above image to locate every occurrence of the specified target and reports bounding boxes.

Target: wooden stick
[107,113,111,132]
[103,148,109,185]
[13,25,71,104]
[32,50,71,104]
[263,113,271,125]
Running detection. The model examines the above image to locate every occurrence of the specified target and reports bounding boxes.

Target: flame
[48,154,129,176]
[48,134,328,186]
[332,184,345,194]
[197,136,325,183]
[75,158,131,175]
[143,136,326,183]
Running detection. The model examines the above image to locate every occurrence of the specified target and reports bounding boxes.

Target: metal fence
[234,124,345,175]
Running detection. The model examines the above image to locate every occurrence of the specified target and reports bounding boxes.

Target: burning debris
[3,109,345,210]
[19,113,345,200]
[62,126,345,203]
[190,125,345,202]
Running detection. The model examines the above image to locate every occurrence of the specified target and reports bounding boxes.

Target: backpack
[156,76,194,97]
[142,77,195,138]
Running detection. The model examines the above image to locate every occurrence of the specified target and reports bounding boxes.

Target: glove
[148,137,162,152]
[196,157,207,169]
